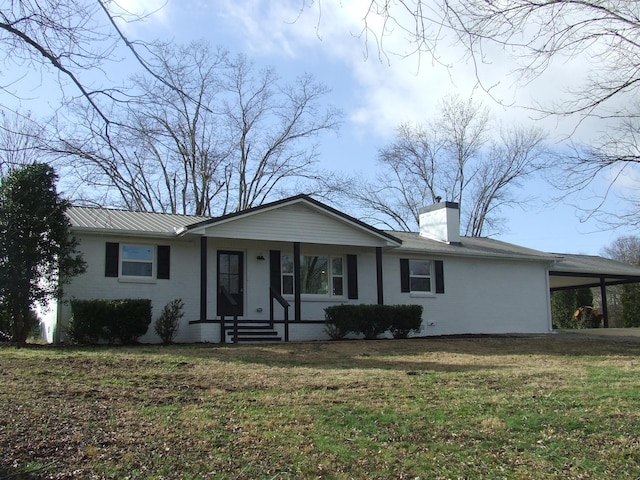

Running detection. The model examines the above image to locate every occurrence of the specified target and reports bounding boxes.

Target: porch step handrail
[270,287,290,342]
[219,285,239,344]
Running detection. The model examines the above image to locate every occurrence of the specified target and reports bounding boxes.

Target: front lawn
[2,335,640,479]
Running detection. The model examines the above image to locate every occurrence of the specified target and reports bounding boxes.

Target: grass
[2,335,640,479]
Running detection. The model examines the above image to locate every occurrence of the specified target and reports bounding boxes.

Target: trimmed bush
[389,304,423,339]
[68,299,152,344]
[324,305,360,340]
[155,298,184,344]
[68,299,110,344]
[325,304,424,340]
[359,305,391,339]
[111,299,152,344]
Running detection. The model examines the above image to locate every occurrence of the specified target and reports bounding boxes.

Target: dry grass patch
[2,335,640,479]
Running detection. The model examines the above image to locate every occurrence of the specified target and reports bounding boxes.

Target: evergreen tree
[0,164,85,343]
[622,284,640,327]
[551,288,594,329]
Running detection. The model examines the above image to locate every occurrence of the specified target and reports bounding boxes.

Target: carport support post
[600,277,609,328]
[376,247,383,305]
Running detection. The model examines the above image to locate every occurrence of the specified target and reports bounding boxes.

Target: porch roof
[549,253,640,290]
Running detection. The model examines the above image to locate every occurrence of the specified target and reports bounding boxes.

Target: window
[121,245,154,277]
[105,242,170,280]
[281,254,344,297]
[332,257,344,296]
[409,259,432,292]
[282,254,294,295]
[400,258,445,294]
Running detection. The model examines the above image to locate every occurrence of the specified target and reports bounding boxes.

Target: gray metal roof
[387,231,560,262]
[67,206,209,237]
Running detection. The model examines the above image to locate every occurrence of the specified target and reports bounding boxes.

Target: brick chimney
[418,201,460,244]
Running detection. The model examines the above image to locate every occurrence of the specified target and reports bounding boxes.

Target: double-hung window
[400,258,444,294]
[281,254,344,297]
[105,242,170,280]
[121,245,154,278]
[409,259,432,293]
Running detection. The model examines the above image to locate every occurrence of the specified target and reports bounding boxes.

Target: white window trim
[409,259,434,295]
[118,244,156,283]
[281,253,346,298]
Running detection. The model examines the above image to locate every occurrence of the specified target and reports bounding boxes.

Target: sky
[9,0,639,256]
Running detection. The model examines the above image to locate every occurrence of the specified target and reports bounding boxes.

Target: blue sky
[10,0,639,255]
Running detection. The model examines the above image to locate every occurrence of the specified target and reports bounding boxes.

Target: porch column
[200,236,208,323]
[294,242,301,322]
[376,247,384,305]
[600,277,609,328]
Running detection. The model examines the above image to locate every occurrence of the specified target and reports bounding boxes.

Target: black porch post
[600,277,609,328]
[294,242,301,322]
[376,247,384,305]
[200,236,208,323]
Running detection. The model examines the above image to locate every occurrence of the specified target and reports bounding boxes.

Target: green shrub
[155,298,184,344]
[325,304,424,340]
[68,299,110,344]
[324,304,359,340]
[111,299,152,344]
[68,299,151,344]
[359,304,391,339]
[389,304,423,338]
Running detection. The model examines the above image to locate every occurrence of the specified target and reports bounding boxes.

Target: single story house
[43,194,640,343]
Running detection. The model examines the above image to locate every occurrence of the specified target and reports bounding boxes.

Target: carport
[549,253,640,327]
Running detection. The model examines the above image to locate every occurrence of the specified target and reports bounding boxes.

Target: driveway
[555,328,640,341]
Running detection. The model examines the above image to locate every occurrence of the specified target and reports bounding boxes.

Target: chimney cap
[419,201,459,214]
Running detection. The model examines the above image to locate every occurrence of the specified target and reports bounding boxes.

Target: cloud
[107,0,171,31]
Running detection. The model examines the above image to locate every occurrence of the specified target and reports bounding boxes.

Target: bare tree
[0,111,48,177]
[555,114,640,227]
[54,42,342,215]
[0,0,186,127]
[466,126,547,236]
[305,1,640,225]
[350,95,547,236]
[313,1,640,119]
[221,54,342,213]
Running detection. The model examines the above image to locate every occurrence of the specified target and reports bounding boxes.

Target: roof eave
[71,226,179,239]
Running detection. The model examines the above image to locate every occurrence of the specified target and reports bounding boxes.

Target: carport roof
[550,253,640,290]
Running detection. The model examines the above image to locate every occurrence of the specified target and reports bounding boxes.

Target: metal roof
[67,206,209,237]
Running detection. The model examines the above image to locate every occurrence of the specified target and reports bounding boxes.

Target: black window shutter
[157,245,171,279]
[400,258,410,292]
[347,254,358,299]
[435,260,445,294]
[269,250,281,292]
[105,242,119,277]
